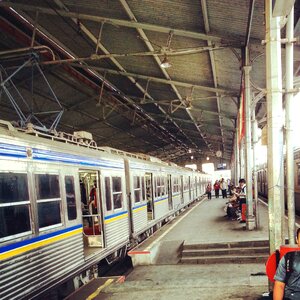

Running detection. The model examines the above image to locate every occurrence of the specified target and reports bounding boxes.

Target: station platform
[93,196,275,300]
[72,196,296,299]
[128,196,270,266]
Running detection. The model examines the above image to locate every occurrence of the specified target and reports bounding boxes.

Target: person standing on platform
[273,228,300,300]
[234,179,247,223]
[213,180,220,198]
[221,178,227,198]
[206,183,212,199]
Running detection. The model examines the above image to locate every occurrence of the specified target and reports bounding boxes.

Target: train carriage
[0,120,211,299]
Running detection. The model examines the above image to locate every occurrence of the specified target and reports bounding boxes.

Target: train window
[36,174,60,199]
[112,177,122,209]
[105,177,112,211]
[65,176,77,220]
[36,174,61,229]
[184,177,188,191]
[173,177,179,193]
[133,176,141,203]
[154,177,157,197]
[141,177,145,201]
[297,164,300,186]
[0,173,31,239]
[161,176,165,196]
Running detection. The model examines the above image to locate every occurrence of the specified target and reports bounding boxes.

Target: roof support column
[252,112,259,229]
[265,0,285,253]
[285,6,295,244]
[240,139,245,180]
[235,128,240,184]
[244,47,255,230]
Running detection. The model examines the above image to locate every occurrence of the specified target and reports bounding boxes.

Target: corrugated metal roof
[0,0,299,165]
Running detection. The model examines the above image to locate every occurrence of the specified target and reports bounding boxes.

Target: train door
[79,170,104,254]
[167,174,173,210]
[145,173,154,221]
[180,175,184,204]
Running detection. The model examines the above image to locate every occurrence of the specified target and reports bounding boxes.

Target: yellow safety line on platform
[86,278,114,300]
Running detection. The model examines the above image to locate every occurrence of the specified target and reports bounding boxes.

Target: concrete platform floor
[100,264,268,300]
[161,196,270,244]
[96,197,276,299]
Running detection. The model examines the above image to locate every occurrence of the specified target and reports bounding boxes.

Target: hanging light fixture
[160,55,172,68]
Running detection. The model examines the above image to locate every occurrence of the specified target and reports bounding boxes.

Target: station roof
[0,1,299,167]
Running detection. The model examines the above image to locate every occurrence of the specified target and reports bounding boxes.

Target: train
[257,148,300,214]
[0,119,211,300]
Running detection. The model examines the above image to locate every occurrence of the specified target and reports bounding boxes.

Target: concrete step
[181,246,269,257]
[183,240,269,250]
[180,254,269,264]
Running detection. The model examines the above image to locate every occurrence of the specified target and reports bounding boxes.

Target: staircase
[180,240,269,264]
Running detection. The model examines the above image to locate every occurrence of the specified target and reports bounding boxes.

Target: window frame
[34,172,63,232]
[64,175,77,222]
[133,175,142,204]
[112,176,123,210]
[173,177,179,193]
[104,176,112,212]
[0,171,32,242]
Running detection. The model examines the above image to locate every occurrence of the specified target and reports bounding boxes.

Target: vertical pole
[240,139,245,179]
[252,112,259,228]
[265,0,285,253]
[285,7,295,244]
[244,47,255,230]
[236,127,240,184]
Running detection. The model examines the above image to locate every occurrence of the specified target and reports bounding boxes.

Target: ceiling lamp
[160,56,172,68]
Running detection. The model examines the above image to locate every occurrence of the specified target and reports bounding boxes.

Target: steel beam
[118,0,211,154]
[200,0,225,157]
[0,2,244,46]
[70,64,238,96]
[50,0,196,154]
[273,0,295,17]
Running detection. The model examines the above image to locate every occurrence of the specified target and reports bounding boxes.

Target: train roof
[0,120,208,175]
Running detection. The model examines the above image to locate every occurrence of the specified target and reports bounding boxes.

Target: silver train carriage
[0,120,211,299]
[257,148,300,214]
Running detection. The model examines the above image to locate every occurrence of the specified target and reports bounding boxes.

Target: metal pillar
[235,127,240,184]
[285,7,295,244]
[252,113,259,229]
[265,0,285,253]
[244,47,255,230]
[240,139,245,179]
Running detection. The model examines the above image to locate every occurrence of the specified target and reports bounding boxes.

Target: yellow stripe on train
[133,206,147,213]
[104,213,128,224]
[154,199,167,205]
[0,228,82,261]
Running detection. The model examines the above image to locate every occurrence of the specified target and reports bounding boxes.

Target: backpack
[285,251,296,284]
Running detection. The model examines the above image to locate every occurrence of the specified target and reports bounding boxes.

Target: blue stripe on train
[0,224,82,254]
[104,210,128,220]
